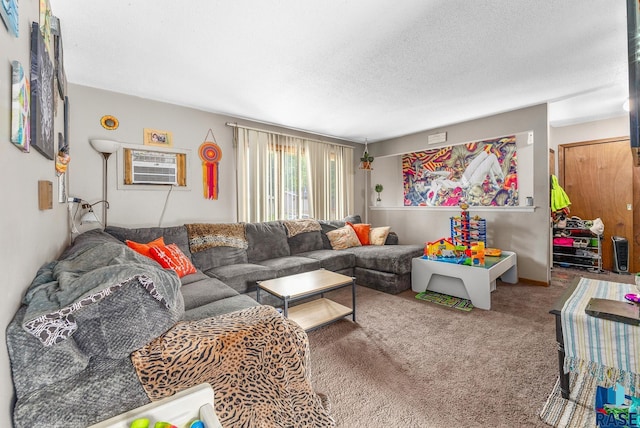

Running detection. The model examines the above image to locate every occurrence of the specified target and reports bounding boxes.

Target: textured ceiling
[49,0,630,142]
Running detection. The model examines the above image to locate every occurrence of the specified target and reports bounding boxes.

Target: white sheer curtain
[305,141,354,220]
[235,126,354,222]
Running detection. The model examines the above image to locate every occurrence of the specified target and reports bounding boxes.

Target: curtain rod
[225,122,355,149]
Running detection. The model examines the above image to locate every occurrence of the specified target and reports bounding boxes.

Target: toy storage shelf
[552,227,603,272]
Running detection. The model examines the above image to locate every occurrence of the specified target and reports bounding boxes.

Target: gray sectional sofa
[7,215,423,427]
[104,214,424,319]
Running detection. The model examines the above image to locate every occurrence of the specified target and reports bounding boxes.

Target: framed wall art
[11,61,30,152]
[51,15,67,98]
[402,135,518,207]
[0,0,19,37]
[143,128,173,148]
[30,21,55,160]
[39,0,52,48]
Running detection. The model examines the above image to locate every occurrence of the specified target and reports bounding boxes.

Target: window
[234,127,353,222]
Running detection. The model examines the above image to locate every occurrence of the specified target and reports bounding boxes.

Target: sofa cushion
[105,225,192,261]
[344,244,424,275]
[297,249,356,272]
[149,244,197,278]
[180,276,239,310]
[318,220,345,249]
[205,263,277,294]
[246,221,290,262]
[190,246,248,272]
[181,294,260,321]
[126,237,165,257]
[344,214,363,224]
[370,226,391,245]
[288,231,324,254]
[347,222,371,245]
[326,225,361,250]
[257,256,321,277]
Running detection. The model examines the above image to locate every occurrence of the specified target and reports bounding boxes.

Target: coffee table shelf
[288,298,353,331]
[256,269,356,331]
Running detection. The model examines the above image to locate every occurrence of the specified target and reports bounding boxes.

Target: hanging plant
[360,152,374,163]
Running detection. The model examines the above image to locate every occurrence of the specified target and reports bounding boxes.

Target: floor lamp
[89,139,119,227]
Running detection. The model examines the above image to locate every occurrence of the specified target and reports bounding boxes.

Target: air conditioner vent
[131,150,177,185]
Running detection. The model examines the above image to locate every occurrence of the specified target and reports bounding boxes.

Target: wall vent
[130,150,178,185]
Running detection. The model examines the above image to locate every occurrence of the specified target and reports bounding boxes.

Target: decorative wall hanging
[11,61,30,152]
[39,0,52,48]
[51,15,66,98]
[199,129,222,200]
[143,128,173,147]
[30,22,55,160]
[0,0,19,37]
[101,115,119,130]
[402,135,518,207]
[55,133,69,175]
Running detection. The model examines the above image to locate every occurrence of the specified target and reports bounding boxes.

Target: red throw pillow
[126,237,166,257]
[347,221,371,246]
[149,243,197,278]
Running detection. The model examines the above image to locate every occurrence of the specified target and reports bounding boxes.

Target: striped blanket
[561,277,640,394]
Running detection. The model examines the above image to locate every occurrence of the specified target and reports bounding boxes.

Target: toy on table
[470,242,485,266]
[128,419,178,428]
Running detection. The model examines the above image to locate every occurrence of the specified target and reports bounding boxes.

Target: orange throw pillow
[126,237,166,257]
[149,244,197,278]
[347,222,371,246]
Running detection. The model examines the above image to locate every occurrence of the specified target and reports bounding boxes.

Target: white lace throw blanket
[561,277,640,393]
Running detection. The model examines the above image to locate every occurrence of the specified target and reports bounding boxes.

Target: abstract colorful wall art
[30,21,55,160]
[0,0,19,37]
[403,135,518,207]
[11,61,30,152]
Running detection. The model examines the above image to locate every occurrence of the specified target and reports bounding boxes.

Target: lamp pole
[100,151,112,227]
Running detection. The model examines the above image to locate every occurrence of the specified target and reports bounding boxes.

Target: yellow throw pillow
[326,225,362,250]
[370,226,391,246]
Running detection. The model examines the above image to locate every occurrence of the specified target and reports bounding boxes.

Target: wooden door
[559,137,634,271]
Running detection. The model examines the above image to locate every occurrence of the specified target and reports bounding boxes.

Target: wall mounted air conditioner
[131,150,178,185]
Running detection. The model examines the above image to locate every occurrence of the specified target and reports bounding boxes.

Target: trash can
[611,236,629,273]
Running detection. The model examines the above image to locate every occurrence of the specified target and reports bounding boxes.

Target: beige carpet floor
[306,267,635,428]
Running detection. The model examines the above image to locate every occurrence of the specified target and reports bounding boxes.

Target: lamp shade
[80,210,100,224]
[89,139,119,154]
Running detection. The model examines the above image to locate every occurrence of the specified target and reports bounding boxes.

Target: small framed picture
[143,128,173,147]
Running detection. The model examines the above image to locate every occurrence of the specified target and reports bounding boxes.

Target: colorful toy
[450,209,486,249]
[470,242,485,266]
[425,237,468,263]
[130,419,150,428]
[625,293,640,304]
[154,423,177,428]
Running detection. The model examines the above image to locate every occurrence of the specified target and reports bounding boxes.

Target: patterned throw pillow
[149,243,197,278]
[347,221,371,245]
[370,226,391,246]
[326,225,362,250]
[126,237,165,257]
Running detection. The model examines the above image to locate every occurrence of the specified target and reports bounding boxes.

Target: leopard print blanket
[131,306,335,427]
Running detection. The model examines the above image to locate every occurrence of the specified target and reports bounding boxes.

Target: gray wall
[0,0,69,424]
[366,104,550,283]
[68,84,360,230]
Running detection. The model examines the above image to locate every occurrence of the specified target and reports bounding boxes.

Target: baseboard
[516,277,549,287]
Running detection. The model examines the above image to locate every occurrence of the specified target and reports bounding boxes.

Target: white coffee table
[411,251,517,310]
[256,269,356,331]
